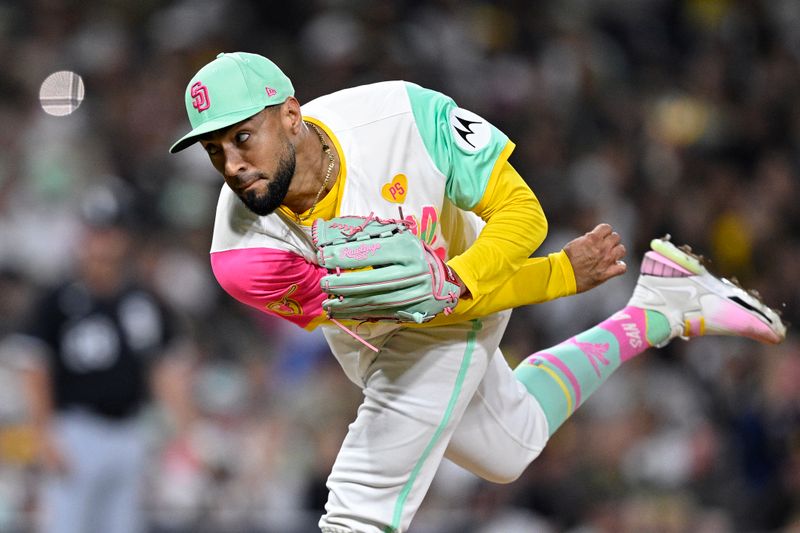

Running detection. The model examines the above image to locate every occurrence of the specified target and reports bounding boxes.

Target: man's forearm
[447,161,548,297]
[429,251,576,326]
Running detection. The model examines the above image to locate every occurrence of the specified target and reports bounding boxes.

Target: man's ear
[282,97,303,134]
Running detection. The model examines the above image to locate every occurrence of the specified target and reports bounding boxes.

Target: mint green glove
[312,215,461,323]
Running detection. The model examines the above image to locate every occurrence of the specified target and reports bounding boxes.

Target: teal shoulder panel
[405,82,510,210]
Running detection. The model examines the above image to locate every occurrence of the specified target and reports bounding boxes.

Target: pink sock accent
[641,251,692,277]
[601,306,653,362]
[569,338,610,377]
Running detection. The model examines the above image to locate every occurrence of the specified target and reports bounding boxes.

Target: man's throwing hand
[564,223,627,293]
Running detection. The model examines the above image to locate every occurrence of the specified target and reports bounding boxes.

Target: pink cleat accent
[640,251,693,277]
[628,236,787,346]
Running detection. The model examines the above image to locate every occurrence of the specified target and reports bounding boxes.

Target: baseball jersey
[21,281,174,419]
[210,81,574,352]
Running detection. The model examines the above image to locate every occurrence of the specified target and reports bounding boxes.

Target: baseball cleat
[628,235,787,346]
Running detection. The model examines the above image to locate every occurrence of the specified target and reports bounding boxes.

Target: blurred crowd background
[1,0,799,531]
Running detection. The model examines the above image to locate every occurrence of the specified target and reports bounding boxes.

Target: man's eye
[235,132,250,144]
[205,145,220,155]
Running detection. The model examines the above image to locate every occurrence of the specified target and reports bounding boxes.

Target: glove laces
[342,212,417,239]
[329,318,380,353]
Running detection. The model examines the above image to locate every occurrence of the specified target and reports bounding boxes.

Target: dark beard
[240,141,296,216]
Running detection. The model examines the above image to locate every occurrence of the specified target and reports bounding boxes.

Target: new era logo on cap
[265,86,277,97]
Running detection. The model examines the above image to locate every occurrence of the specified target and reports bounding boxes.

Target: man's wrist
[451,269,470,298]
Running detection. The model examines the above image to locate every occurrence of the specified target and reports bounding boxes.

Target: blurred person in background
[2,185,186,533]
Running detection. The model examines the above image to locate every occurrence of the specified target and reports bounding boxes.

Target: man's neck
[283,122,339,215]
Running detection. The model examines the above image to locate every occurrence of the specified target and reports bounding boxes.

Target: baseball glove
[312,214,461,323]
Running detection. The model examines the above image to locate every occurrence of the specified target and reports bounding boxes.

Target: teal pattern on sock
[514,306,666,436]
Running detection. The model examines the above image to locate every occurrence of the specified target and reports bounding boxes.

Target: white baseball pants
[319,312,549,533]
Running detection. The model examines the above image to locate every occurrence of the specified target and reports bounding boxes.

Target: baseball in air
[39,70,85,116]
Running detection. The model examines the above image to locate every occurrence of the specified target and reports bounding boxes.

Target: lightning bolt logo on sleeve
[449,107,491,152]
[453,117,481,148]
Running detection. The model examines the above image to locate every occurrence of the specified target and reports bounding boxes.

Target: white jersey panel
[210,185,317,262]
[302,81,486,262]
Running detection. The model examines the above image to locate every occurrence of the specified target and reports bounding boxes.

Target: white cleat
[628,236,787,347]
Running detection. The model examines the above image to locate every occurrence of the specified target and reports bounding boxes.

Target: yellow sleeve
[446,160,548,297]
[426,251,576,326]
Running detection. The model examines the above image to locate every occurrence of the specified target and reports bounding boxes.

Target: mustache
[233,171,267,188]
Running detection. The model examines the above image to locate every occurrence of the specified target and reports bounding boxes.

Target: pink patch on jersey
[210,247,327,328]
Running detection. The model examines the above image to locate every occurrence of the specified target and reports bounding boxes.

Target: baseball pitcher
[170,52,786,533]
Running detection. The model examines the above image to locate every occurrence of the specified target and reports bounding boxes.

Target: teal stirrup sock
[514,307,671,435]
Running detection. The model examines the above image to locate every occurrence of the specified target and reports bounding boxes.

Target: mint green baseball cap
[169,52,294,153]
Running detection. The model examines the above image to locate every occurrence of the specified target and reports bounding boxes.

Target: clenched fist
[563,223,627,293]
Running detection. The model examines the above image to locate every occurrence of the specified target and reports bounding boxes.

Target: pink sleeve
[210,247,327,329]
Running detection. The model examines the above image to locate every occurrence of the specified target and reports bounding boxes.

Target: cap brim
[169,106,265,153]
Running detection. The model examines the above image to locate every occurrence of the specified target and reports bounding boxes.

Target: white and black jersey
[22,282,174,419]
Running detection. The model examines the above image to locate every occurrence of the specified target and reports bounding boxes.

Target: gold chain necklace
[297,122,335,222]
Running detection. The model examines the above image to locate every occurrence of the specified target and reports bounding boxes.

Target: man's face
[79,226,131,295]
[200,107,295,216]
